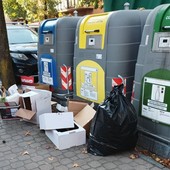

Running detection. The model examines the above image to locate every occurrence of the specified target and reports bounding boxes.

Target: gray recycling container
[133,4,170,158]
[38,17,81,95]
[73,10,150,104]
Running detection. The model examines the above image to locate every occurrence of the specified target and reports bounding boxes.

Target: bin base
[137,128,170,159]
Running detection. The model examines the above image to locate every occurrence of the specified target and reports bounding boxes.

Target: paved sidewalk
[0,119,169,170]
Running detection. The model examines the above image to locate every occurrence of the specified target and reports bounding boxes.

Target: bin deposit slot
[85,29,100,33]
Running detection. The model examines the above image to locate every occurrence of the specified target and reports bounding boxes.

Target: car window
[7,28,38,44]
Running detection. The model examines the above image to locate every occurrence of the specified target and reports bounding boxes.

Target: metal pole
[124,2,130,10]
[73,10,78,16]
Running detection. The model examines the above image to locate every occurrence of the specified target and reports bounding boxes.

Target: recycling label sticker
[41,58,53,85]
[80,66,98,101]
[142,77,170,125]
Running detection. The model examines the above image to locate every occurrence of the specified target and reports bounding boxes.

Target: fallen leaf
[155,157,161,162]
[25,131,31,136]
[136,148,170,169]
[22,151,29,155]
[46,145,52,149]
[129,154,139,160]
[73,163,79,167]
[82,148,87,154]
[140,149,150,156]
[27,142,32,145]
[48,157,54,161]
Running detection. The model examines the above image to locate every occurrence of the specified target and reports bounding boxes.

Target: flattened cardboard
[39,112,74,130]
[16,108,36,120]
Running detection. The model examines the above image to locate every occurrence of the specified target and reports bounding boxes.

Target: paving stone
[11,161,24,169]
[63,151,76,158]
[12,135,23,140]
[96,167,107,170]
[53,165,68,170]
[23,136,34,141]
[68,167,82,170]
[118,164,136,170]
[162,167,170,170]
[0,146,11,152]
[120,157,133,163]
[24,159,33,164]
[9,158,19,163]
[49,150,63,157]
[150,167,163,170]
[79,164,90,169]
[1,134,11,139]
[59,158,73,165]
[88,160,102,168]
[18,155,31,161]
[0,152,3,157]
[4,153,17,160]
[0,160,10,168]
[2,166,12,170]
[11,147,24,153]
[51,162,61,167]
[31,155,44,162]
[71,156,79,161]
[102,162,117,169]
[17,167,27,170]
[24,162,39,169]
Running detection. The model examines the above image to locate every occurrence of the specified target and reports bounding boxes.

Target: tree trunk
[0,1,15,88]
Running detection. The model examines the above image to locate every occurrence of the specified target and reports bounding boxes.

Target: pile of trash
[0,82,138,155]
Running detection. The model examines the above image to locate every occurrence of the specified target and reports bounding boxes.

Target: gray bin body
[133,4,170,158]
[74,10,150,104]
[38,17,80,94]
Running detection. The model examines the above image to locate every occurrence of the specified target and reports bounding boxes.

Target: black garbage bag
[87,84,138,156]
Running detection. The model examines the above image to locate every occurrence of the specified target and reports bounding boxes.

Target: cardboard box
[68,100,88,116]
[74,105,96,135]
[39,112,74,130]
[68,100,96,135]
[32,89,52,124]
[21,83,50,91]
[16,89,52,124]
[0,102,19,120]
[45,122,86,150]
[20,91,39,112]
[5,93,20,105]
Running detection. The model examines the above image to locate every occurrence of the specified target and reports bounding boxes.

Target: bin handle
[85,29,100,33]
[162,26,170,30]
